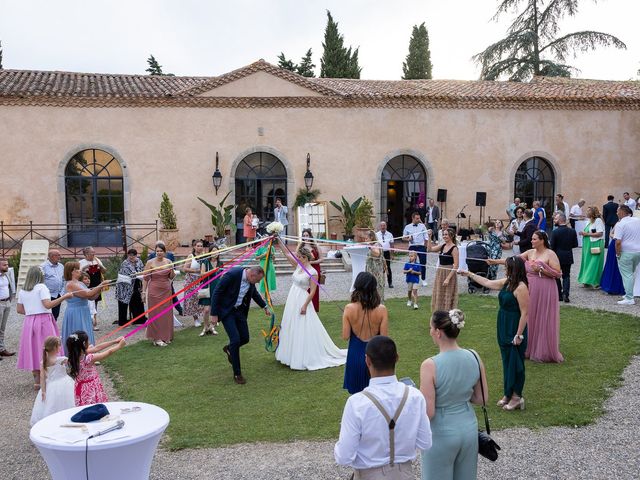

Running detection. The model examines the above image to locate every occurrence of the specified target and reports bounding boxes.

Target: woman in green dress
[459,256,529,411]
[419,309,488,480]
[577,206,605,288]
[255,243,277,295]
[198,246,222,337]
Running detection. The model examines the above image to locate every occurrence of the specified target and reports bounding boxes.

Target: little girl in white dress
[30,336,75,425]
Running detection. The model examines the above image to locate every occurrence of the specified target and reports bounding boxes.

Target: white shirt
[403,223,428,246]
[586,218,605,234]
[375,231,394,251]
[614,216,640,253]
[17,284,52,315]
[235,270,251,307]
[0,273,10,300]
[624,198,637,211]
[569,204,583,219]
[427,207,434,223]
[334,375,432,469]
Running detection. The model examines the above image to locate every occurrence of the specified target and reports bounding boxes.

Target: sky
[0,0,638,81]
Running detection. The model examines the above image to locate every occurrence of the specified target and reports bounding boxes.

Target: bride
[275,240,347,370]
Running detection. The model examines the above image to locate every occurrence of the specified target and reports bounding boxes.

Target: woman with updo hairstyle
[274,240,346,370]
[341,272,389,394]
[420,309,488,480]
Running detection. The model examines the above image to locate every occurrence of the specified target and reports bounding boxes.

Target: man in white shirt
[41,249,65,320]
[568,199,586,229]
[403,213,429,286]
[614,205,640,305]
[376,222,395,289]
[273,198,289,237]
[0,258,16,358]
[554,194,570,219]
[335,336,431,479]
[623,192,637,211]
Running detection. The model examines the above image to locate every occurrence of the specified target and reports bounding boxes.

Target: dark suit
[602,201,619,247]
[517,220,537,252]
[427,205,440,240]
[550,225,578,300]
[211,267,266,376]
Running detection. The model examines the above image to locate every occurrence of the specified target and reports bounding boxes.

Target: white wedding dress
[276,266,347,370]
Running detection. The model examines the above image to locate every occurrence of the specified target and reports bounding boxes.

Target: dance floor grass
[104,296,640,450]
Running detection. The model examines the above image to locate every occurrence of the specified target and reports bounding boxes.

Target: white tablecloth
[344,245,370,291]
[457,243,469,271]
[30,401,169,480]
[575,220,588,247]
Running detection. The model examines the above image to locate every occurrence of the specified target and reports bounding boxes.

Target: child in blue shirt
[403,251,421,309]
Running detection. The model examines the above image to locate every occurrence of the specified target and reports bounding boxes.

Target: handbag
[468,349,501,461]
[318,272,326,285]
[590,246,601,255]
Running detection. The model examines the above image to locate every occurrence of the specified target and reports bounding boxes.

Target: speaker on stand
[437,188,447,218]
[475,192,487,226]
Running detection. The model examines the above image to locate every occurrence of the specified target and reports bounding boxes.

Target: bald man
[41,250,65,320]
[376,222,394,288]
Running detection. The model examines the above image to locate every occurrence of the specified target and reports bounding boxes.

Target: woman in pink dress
[491,230,563,363]
[143,244,176,347]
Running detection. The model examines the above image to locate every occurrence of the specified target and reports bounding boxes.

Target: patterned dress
[182,256,202,316]
[365,243,386,303]
[487,230,506,280]
[74,353,108,406]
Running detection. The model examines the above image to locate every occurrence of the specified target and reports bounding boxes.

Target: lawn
[104,296,640,450]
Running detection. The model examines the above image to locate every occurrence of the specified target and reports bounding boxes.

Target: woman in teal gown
[420,309,488,480]
[460,256,529,410]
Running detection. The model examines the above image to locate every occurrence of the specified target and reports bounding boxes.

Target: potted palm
[330,196,362,241]
[294,188,321,208]
[198,192,237,243]
[353,196,375,242]
[158,192,180,250]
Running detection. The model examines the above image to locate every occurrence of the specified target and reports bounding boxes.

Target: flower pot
[353,227,371,243]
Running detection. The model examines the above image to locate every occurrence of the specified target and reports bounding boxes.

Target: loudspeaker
[437,189,447,202]
[475,192,487,207]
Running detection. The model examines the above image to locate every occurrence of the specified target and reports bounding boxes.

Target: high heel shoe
[153,340,168,347]
[496,397,509,407]
[503,397,525,411]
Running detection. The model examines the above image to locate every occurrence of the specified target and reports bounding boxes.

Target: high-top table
[344,245,370,291]
[30,401,169,480]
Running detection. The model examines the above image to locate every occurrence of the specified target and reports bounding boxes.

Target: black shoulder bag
[468,349,501,461]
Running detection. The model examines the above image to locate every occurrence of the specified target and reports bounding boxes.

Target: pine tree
[320,11,361,78]
[474,0,626,81]
[277,52,297,72]
[0,41,3,70]
[402,22,433,80]
[146,55,164,75]
[297,48,316,77]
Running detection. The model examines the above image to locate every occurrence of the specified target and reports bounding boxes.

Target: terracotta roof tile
[1,60,639,110]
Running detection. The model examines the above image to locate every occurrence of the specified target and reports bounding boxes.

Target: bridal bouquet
[266,221,284,235]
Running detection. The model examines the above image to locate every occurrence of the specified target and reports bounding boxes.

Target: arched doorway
[381,155,427,236]
[234,152,287,242]
[65,149,124,246]
[514,156,556,219]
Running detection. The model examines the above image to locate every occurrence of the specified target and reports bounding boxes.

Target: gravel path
[1,250,639,479]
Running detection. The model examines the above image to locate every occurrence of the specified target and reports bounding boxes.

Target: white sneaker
[407,300,412,307]
[617,299,635,305]
[194,319,202,328]
[413,303,419,310]
[422,280,428,287]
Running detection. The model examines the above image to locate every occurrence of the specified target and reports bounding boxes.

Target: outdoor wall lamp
[304,153,314,191]
[212,152,223,195]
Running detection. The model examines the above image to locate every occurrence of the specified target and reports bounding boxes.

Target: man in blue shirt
[41,250,65,320]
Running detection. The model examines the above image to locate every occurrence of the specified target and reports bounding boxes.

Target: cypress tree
[297,48,316,77]
[277,53,297,72]
[402,22,433,80]
[146,55,164,75]
[320,11,361,78]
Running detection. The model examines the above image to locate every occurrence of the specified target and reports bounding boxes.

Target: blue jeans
[221,309,250,376]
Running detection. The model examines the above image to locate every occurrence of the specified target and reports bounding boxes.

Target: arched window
[65,149,124,246]
[380,155,427,236]
[514,156,555,218]
[234,152,287,240]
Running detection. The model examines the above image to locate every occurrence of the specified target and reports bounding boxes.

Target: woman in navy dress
[341,272,388,394]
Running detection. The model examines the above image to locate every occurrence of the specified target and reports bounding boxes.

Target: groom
[211,265,270,384]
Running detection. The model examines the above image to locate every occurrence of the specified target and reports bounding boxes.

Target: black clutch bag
[468,350,501,461]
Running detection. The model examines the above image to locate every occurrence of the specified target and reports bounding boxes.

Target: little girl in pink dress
[66,330,126,406]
